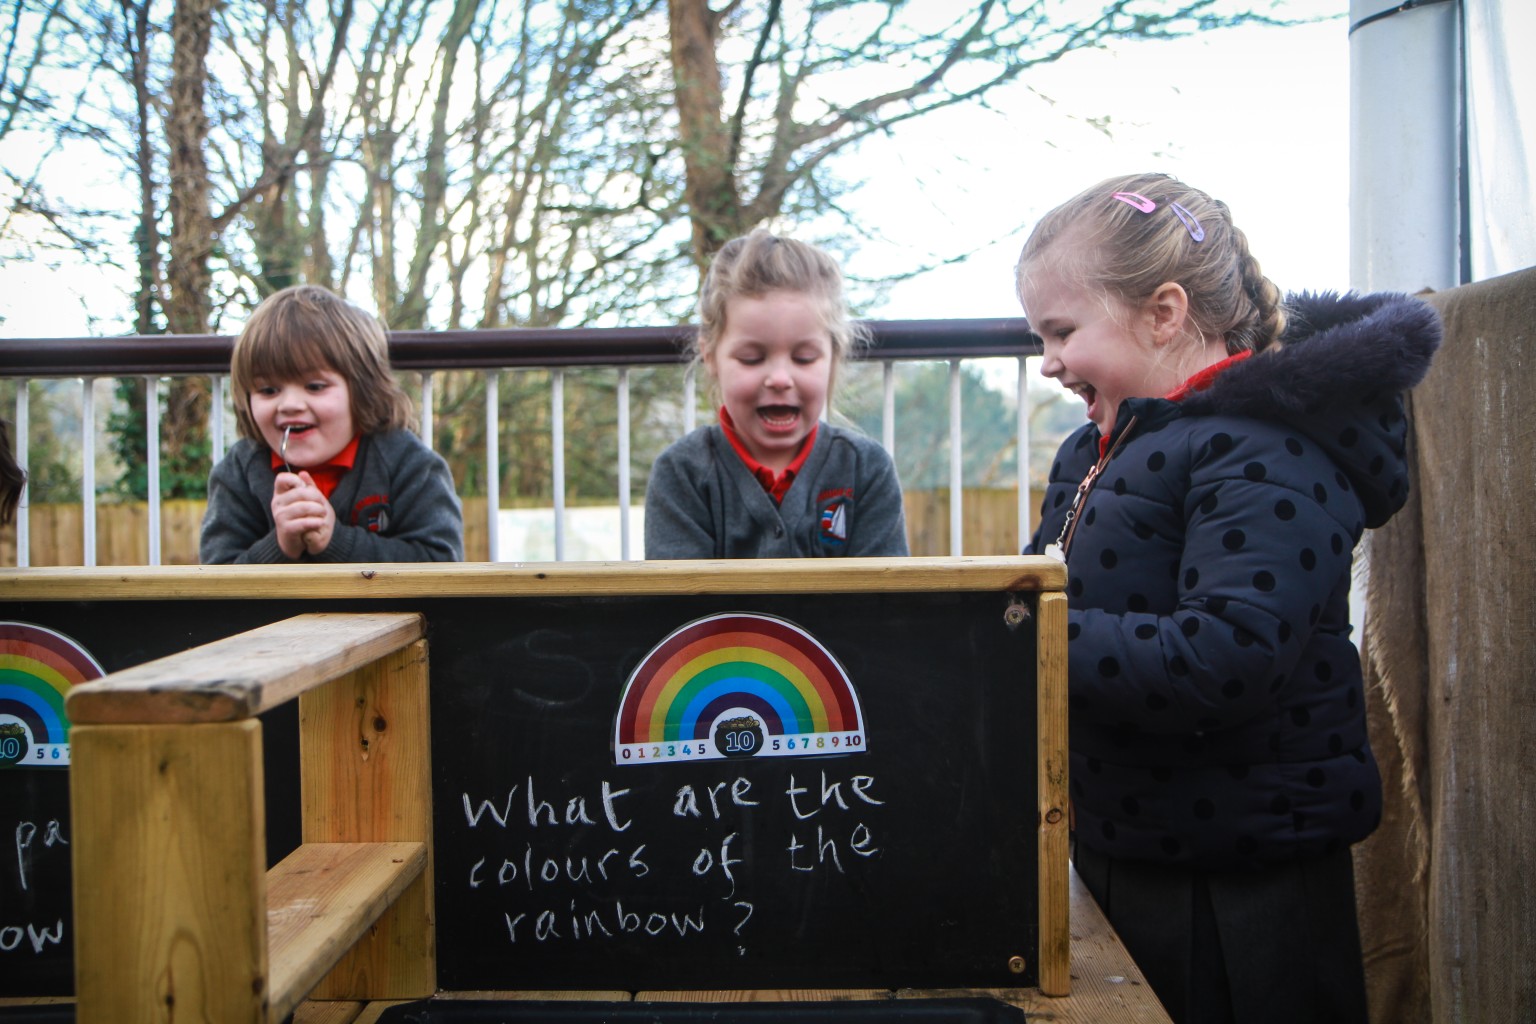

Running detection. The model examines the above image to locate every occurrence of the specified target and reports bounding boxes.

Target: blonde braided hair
[1016,172,1286,355]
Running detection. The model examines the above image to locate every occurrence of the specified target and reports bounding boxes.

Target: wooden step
[66,612,425,724]
[266,842,427,1023]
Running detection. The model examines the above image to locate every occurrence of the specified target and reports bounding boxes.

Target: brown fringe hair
[229,284,412,443]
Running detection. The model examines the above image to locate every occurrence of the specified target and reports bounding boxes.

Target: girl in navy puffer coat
[1018,172,1440,1024]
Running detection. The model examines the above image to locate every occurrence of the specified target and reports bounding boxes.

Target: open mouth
[757,405,800,431]
[1066,383,1099,417]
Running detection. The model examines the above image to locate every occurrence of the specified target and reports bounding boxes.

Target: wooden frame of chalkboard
[0,556,1068,1006]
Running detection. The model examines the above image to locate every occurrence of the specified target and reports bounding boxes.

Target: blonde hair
[1016,172,1286,354]
[693,229,866,395]
[230,284,412,442]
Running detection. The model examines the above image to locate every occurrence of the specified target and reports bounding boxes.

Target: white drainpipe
[1349,0,1463,293]
[1347,0,1462,636]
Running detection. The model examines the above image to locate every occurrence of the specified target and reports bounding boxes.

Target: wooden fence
[0,489,1041,566]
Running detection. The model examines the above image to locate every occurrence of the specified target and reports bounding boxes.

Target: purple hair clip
[1169,201,1205,242]
[1110,191,1205,243]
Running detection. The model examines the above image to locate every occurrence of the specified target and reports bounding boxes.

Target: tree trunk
[126,0,160,335]
[166,0,214,334]
[162,0,215,495]
[668,0,743,269]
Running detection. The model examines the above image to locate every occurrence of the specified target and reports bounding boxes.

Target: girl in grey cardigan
[644,231,907,559]
[200,285,462,564]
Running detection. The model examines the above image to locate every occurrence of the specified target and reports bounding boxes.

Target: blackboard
[0,620,107,995]
[0,588,1042,994]
[0,609,304,998]
[0,769,71,996]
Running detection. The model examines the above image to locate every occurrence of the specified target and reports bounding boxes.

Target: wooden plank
[0,556,1066,602]
[2,490,1032,569]
[1036,590,1071,996]
[70,721,267,1024]
[23,503,83,567]
[637,990,887,1002]
[301,642,436,1001]
[349,1005,413,1024]
[292,1002,366,1024]
[159,499,205,567]
[267,842,428,1024]
[638,872,1169,1023]
[893,870,1169,1022]
[427,991,635,1001]
[903,489,1045,557]
[1048,865,1170,1022]
[65,612,426,724]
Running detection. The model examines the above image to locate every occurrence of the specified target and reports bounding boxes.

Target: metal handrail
[0,318,1040,377]
[2,318,1046,565]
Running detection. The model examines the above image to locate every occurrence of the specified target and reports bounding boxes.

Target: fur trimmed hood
[1182,291,1442,419]
[1172,290,1442,528]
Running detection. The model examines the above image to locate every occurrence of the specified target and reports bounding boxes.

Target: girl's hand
[271,471,335,558]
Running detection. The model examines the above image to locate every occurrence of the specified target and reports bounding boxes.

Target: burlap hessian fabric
[1355,265,1536,1024]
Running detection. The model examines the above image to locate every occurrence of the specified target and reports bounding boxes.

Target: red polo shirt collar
[270,434,360,499]
[1096,350,1254,458]
[1167,349,1252,401]
[719,407,818,504]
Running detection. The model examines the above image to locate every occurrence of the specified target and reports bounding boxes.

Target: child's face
[248,368,355,469]
[707,289,833,471]
[1020,269,1170,436]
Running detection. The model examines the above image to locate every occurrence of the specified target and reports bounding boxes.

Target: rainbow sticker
[0,622,105,769]
[614,612,866,766]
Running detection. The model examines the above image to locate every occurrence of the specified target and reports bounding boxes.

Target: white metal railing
[3,320,1043,565]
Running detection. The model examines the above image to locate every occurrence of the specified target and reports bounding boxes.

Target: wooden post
[70,720,268,1023]
[300,639,435,999]
[1037,589,1071,995]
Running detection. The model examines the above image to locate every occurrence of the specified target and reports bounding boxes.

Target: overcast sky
[846,12,1350,321]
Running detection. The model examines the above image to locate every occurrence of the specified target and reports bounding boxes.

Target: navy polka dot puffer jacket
[1027,291,1441,870]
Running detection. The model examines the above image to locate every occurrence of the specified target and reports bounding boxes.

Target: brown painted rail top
[65,611,425,724]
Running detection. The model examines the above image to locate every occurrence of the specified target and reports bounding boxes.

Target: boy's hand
[271,471,335,558]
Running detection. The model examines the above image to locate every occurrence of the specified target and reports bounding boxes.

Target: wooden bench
[65,612,435,1023]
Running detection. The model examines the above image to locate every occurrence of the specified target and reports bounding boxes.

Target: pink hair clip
[1111,191,1156,213]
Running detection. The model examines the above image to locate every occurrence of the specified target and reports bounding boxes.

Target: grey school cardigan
[643,423,909,559]
[200,428,463,564]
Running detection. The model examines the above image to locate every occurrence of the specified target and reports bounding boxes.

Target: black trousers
[1073,843,1369,1024]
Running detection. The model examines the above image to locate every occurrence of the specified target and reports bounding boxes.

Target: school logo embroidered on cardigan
[817,488,853,548]
[351,493,390,533]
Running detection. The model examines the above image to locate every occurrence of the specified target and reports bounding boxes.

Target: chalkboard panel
[0,587,1042,994]
[0,605,304,998]
[429,591,1038,990]
[0,769,71,995]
